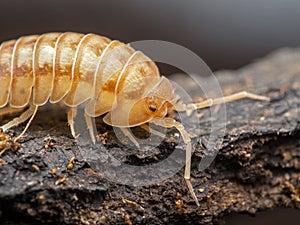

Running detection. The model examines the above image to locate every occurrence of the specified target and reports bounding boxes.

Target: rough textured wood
[0,47,300,225]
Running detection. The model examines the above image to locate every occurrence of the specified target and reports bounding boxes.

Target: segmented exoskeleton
[0,32,270,206]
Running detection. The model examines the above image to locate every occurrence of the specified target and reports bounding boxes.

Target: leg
[14,105,38,142]
[139,123,165,138]
[177,91,270,111]
[0,104,38,142]
[67,107,77,139]
[120,128,140,148]
[0,106,24,118]
[84,113,96,144]
[151,117,200,206]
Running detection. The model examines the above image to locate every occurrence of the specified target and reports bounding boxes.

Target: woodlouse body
[0,32,270,206]
[0,32,172,125]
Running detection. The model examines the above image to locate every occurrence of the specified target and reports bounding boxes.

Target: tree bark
[0,47,300,225]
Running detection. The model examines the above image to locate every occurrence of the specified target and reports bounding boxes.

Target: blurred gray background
[1,0,300,71]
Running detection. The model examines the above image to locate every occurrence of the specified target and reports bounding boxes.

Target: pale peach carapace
[0,32,177,127]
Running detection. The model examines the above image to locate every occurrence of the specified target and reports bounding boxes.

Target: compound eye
[148,105,157,112]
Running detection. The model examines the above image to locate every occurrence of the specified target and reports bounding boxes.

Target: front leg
[0,103,39,142]
[151,117,200,206]
[67,107,77,140]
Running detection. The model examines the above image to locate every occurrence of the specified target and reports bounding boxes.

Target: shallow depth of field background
[0,0,299,224]
[1,0,300,72]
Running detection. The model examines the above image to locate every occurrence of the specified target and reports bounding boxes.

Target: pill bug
[0,32,270,206]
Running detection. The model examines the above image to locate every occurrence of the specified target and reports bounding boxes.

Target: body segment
[33,33,60,105]
[11,35,38,108]
[51,32,84,103]
[0,40,15,107]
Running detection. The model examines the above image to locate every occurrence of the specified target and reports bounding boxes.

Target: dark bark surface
[0,48,300,225]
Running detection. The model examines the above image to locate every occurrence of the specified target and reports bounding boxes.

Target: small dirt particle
[32,164,40,172]
[124,214,132,225]
[55,174,67,185]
